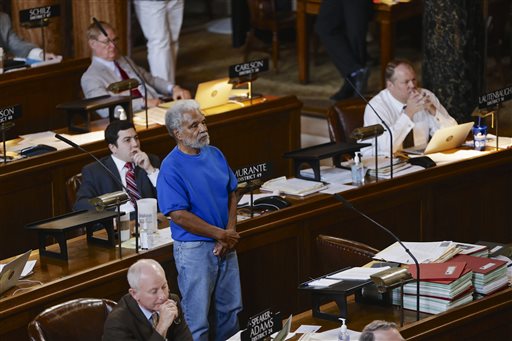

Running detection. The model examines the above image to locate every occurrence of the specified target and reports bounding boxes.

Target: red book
[408,262,467,281]
[451,254,507,275]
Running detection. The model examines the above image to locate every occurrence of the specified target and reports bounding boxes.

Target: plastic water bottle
[338,318,350,341]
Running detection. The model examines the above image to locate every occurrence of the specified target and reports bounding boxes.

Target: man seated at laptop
[362,59,457,156]
[81,20,191,118]
[73,120,160,213]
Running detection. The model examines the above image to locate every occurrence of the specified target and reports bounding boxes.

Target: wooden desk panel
[296,0,423,85]
[0,96,302,259]
[0,149,511,340]
[0,58,90,139]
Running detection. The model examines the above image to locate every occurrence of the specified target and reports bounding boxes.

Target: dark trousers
[315,0,371,78]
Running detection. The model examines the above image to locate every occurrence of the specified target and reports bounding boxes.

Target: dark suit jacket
[73,154,160,211]
[103,293,192,341]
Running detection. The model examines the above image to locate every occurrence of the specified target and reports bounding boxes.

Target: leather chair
[65,173,82,211]
[27,298,117,341]
[244,0,295,73]
[326,98,367,144]
[316,234,379,275]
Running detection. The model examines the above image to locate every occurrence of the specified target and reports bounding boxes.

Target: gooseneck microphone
[55,133,141,253]
[344,76,394,178]
[93,17,149,129]
[332,193,420,321]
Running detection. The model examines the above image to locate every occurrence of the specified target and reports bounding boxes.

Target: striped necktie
[125,162,141,204]
[151,311,159,328]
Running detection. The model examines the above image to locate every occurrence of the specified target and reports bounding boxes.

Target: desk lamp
[90,191,129,258]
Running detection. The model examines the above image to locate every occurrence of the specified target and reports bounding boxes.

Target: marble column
[422,0,484,122]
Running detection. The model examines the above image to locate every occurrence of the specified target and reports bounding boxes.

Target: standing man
[133,0,184,83]
[315,0,371,101]
[81,20,190,118]
[103,258,193,340]
[157,100,242,341]
[362,59,457,156]
[74,120,160,212]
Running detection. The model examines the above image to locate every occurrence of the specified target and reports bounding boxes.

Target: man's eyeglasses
[94,37,119,46]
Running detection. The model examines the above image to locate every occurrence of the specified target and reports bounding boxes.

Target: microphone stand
[93,18,149,129]
[332,193,420,321]
[344,77,394,178]
[55,134,141,253]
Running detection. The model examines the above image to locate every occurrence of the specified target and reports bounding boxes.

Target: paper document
[300,166,352,184]
[260,177,327,196]
[327,266,391,280]
[374,241,458,264]
[306,278,342,287]
[134,106,168,125]
[0,260,36,278]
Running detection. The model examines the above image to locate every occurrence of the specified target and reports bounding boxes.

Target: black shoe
[352,67,370,95]
[330,81,354,101]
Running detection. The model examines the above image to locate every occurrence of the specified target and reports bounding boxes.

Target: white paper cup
[137,198,158,234]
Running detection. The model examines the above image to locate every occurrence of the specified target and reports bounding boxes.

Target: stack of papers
[452,254,509,295]
[374,241,459,264]
[392,261,475,314]
[300,166,352,184]
[260,177,327,196]
[454,242,489,257]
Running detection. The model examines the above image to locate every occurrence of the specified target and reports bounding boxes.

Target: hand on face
[156,299,179,328]
[132,149,155,174]
[405,90,436,117]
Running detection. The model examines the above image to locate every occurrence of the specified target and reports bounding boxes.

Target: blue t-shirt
[157,145,238,241]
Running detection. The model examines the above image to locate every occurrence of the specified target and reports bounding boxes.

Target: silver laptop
[194,77,233,110]
[0,250,31,295]
[403,122,474,155]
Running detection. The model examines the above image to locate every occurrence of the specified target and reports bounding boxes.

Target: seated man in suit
[81,20,191,118]
[103,258,192,341]
[359,320,404,341]
[0,11,60,61]
[362,59,457,156]
[74,120,160,213]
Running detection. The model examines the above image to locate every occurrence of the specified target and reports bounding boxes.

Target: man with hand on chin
[103,258,192,340]
[362,59,457,156]
[157,100,242,341]
[74,120,160,213]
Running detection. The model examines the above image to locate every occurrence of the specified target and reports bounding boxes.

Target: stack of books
[454,242,489,257]
[392,261,474,314]
[452,254,509,296]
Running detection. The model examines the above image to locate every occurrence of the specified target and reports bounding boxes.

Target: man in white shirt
[74,120,160,213]
[81,20,190,118]
[362,60,457,156]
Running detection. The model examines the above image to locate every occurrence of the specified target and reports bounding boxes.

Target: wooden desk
[0,95,302,259]
[296,0,424,85]
[291,288,512,340]
[0,148,511,340]
[0,58,90,139]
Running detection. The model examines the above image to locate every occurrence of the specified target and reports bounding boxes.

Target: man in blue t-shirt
[157,100,242,341]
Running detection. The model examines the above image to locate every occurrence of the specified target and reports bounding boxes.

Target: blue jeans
[174,240,243,341]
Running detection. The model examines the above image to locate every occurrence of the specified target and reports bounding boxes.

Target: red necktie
[125,162,141,204]
[114,60,143,98]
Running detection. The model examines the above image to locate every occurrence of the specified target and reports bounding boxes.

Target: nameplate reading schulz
[229,59,269,79]
[19,5,60,24]
[235,162,271,183]
[478,85,512,108]
[0,104,22,124]
[241,309,281,341]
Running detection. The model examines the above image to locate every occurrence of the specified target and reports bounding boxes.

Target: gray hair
[359,320,402,341]
[127,259,164,290]
[165,99,202,138]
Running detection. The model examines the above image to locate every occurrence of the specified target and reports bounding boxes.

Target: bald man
[103,259,192,341]
[359,320,404,341]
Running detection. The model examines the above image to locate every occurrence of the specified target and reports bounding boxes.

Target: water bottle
[338,318,350,341]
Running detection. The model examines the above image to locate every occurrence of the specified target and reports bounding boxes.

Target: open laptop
[0,250,31,295]
[194,77,233,110]
[403,122,474,155]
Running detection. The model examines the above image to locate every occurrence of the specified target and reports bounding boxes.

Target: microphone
[332,193,420,321]
[92,17,149,129]
[344,76,394,178]
[55,133,141,252]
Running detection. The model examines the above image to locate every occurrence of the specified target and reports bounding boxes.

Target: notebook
[403,122,474,155]
[194,77,233,109]
[0,250,31,295]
